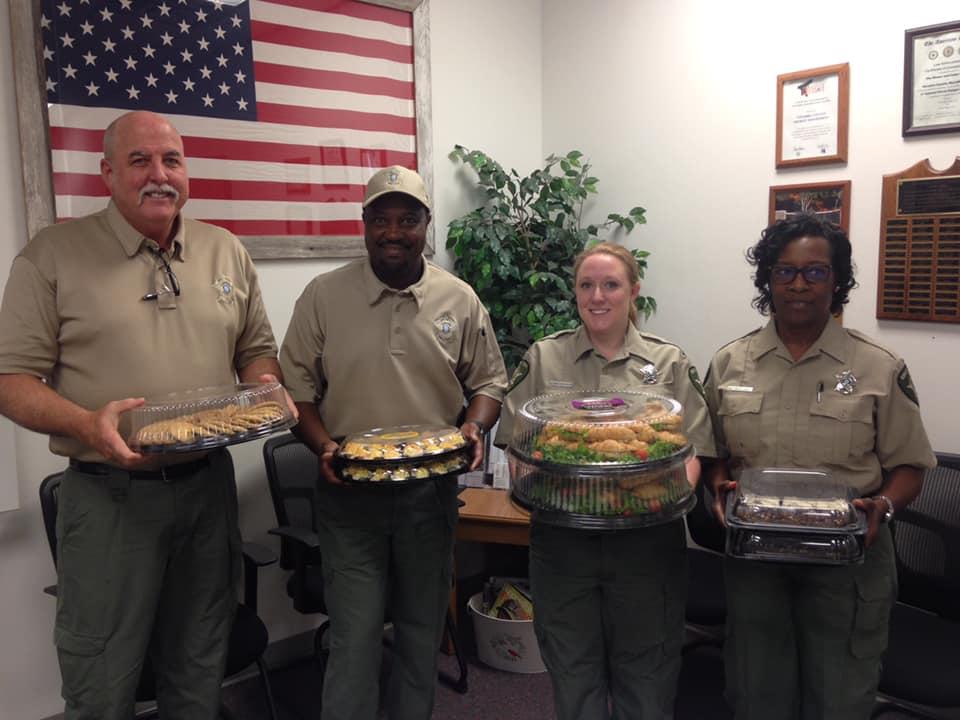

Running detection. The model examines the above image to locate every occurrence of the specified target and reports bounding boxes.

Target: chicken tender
[585,425,637,443]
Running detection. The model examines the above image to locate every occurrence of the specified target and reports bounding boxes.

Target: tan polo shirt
[0,201,278,460]
[280,258,507,438]
[704,319,936,494]
[495,325,717,459]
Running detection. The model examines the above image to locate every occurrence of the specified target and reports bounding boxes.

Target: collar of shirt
[572,324,655,364]
[752,317,850,364]
[361,257,427,308]
[106,200,186,261]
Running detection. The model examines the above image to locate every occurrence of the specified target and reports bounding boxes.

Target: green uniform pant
[723,524,896,720]
[55,449,239,720]
[530,519,688,720]
[314,477,458,720]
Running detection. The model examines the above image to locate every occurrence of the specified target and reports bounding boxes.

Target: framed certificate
[903,20,960,137]
[776,63,849,168]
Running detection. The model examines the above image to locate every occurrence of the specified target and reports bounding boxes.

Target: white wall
[0,0,543,717]
[542,0,960,453]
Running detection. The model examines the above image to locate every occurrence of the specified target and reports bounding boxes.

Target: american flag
[41,0,417,238]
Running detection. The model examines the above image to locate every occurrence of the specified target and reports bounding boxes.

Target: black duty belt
[69,456,210,481]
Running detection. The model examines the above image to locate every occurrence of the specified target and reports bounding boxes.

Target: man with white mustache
[0,111,285,719]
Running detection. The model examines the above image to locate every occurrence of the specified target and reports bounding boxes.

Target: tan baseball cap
[362,165,431,211]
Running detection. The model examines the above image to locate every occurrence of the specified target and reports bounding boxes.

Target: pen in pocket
[817,382,823,403]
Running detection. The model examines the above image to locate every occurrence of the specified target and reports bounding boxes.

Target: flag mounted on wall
[40,0,420,253]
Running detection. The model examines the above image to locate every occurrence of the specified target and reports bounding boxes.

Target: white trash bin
[468,592,546,673]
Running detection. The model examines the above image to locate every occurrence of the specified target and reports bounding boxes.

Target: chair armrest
[242,541,278,568]
[269,526,320,550]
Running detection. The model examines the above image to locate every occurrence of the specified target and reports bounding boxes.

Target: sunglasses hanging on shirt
[142,246,180,309]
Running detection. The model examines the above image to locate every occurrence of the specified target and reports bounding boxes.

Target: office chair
[683,477,727,651]
[872,452,960,719]
[263,432,469,694]
[39,467,280,720]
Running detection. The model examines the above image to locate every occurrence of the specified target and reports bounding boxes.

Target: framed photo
[768,180,851,233]
[776,63,849,168]
[903,20,960,137]
[9,0,434,260]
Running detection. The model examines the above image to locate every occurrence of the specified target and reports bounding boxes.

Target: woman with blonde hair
[496,241,715,720]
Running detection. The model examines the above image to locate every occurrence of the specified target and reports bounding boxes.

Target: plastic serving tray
[724,468,867,565]
[127,382,294,454]
[507,391,695,529]
[336,424,470,484]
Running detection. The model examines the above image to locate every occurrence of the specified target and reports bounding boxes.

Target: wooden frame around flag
[10,0,434,260]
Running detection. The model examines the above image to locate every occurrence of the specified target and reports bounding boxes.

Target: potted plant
[447,146,654,370]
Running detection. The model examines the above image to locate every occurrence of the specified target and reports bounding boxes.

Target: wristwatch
[874,494,895,523]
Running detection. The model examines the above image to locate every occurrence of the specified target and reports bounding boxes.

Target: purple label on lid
[571,397,626,411]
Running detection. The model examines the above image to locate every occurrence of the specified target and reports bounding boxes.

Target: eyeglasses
[141,247,181,302]
[771,264,832,285]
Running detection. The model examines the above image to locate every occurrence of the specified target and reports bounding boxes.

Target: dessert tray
[127,382,294,454]
[506,391,695,529]
[336,424,470,484]
[725,468,867,565]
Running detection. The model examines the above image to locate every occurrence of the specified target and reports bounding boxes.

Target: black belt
[69,456,210,481]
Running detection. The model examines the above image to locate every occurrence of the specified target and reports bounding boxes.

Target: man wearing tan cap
[280,165,508,720]
[0,111,285,720]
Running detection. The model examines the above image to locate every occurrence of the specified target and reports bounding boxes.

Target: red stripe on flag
[55,216,366,237]
[262,0,412,29]
[49,128,417,168]
[50,126,104,153]
[254,62,413,100]
[252,21,413,64]
[55,173,367,203]
[256,103,416,134]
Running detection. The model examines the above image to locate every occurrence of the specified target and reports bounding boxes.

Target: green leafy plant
[446,146,655,369]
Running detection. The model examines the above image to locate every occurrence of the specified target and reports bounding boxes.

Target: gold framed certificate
[776,63,849,168]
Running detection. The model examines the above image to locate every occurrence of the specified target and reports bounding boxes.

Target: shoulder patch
[506,359,530,395]
[688,366,707,402]
[897,365,919,405]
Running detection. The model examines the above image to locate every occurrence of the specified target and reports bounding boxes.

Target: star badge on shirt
[433,312,458,344]
[212,275,235,305]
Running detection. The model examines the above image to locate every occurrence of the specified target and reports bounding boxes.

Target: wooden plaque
[877,157,960,323]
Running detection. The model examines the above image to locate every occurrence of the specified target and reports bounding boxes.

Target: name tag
[720,385,754,393]
[548,380,574,388]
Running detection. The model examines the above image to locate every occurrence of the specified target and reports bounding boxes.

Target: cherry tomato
[633,448,649,460]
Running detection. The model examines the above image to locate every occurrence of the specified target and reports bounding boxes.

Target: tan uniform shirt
[0,201,278,460]
[704,319,936,494]
[495,325,717,458]
[280,258,507,437]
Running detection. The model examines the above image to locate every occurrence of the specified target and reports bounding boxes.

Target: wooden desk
[446,488,531,649]
[457,487,531,546]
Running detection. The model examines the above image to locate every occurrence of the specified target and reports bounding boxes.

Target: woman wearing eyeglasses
[703,215,936,720]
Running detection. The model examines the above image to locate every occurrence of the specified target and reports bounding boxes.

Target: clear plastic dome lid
[339,424,467,462]
[126,382,294,453]
[511,391,688,466]
[726,468,865,532]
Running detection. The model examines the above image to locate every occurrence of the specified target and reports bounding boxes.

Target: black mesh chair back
[892,452,960,620]
[872,452,960,719]
[39,466,279,719]
[263,432,321,568]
